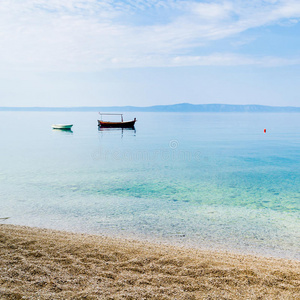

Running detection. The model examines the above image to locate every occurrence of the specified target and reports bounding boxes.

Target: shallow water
[0,112,299,259]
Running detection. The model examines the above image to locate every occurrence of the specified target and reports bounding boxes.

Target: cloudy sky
[1,0,300,107]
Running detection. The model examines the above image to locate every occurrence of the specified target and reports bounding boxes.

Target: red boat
[98,113,136,128]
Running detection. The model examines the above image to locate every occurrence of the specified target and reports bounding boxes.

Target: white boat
[52,124,73,130]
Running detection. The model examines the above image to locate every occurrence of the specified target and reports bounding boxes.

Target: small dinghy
[52,124,73,130]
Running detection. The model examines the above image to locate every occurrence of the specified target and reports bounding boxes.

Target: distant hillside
[1,103,300,112]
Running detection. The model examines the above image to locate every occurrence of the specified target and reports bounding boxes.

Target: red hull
[98,119,136,128]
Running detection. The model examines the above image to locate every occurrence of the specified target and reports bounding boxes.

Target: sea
[0,111,299,260]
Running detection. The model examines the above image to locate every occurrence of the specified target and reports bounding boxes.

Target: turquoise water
[0,112,299,259]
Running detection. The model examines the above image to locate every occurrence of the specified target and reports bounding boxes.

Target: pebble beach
[1,224,299,299]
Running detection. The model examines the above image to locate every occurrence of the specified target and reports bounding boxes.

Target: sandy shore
[0,224,299,299]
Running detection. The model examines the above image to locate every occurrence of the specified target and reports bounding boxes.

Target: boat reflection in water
[98,126,136,137]
[52,128,73,135]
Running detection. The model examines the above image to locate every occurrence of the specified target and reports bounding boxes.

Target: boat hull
[52,124,73,130]
[98,120,136,128]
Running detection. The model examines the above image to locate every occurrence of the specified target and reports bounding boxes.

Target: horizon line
[1,103,300,109]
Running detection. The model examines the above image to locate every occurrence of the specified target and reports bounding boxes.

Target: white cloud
[189,1,234,21]
[171,53,300,67]
[0,0,300,71]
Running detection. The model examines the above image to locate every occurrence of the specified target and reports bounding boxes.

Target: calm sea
[0,111,299,259]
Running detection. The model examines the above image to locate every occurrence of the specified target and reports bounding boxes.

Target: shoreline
[1,224,299,299]
[2,219,298,262]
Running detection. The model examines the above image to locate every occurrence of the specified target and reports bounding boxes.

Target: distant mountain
[1,103,300,112]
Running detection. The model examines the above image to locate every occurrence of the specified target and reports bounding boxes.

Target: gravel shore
[0,224,299,299]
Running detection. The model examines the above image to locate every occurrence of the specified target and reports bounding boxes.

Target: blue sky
[0,0,300,107]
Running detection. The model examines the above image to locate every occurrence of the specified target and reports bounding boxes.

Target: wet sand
[0,224,299,299]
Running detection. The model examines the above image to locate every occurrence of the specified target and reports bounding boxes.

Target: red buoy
[264,129,266,133]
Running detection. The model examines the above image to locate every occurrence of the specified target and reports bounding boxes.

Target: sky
[0,0,300,107]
